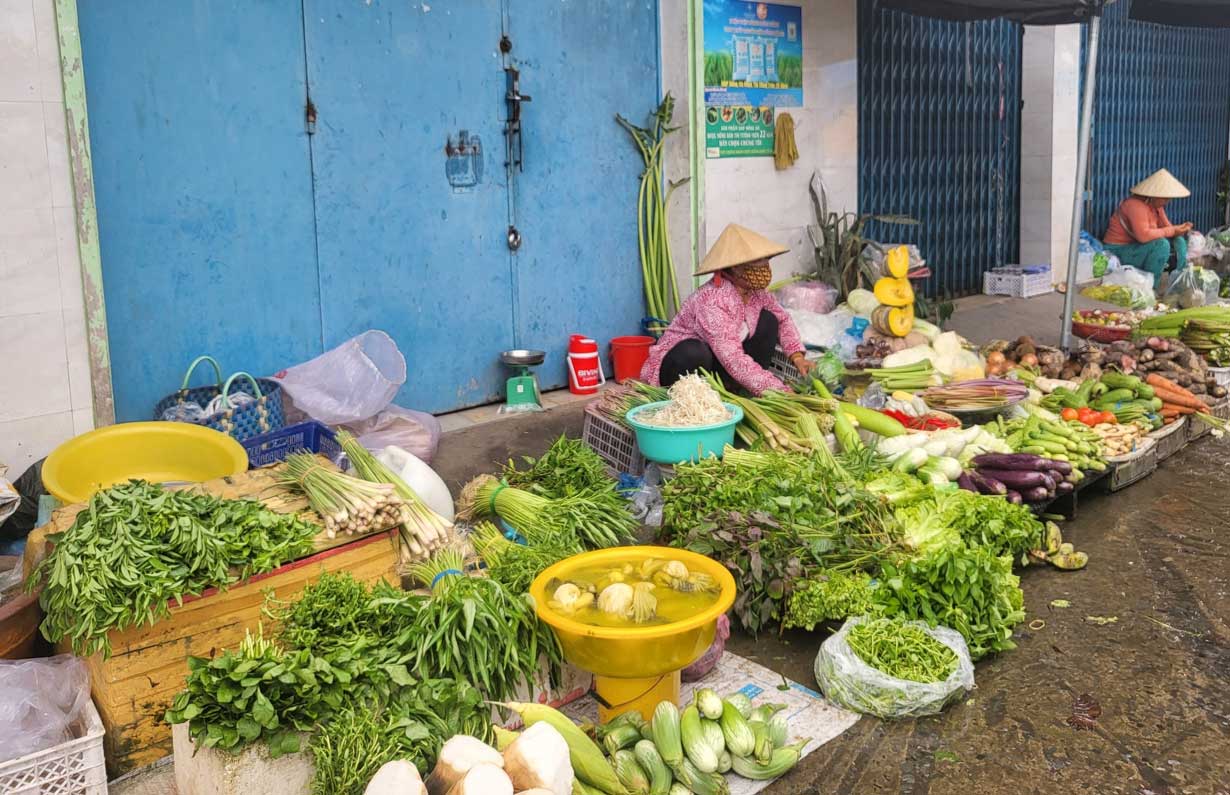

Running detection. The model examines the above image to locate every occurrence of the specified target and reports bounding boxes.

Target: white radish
[502,722,573,795]
[364,760,422,795]
[426,736,504,795]
[444,764,512,795]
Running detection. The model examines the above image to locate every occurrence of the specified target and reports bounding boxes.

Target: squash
[886,245,910,279]
[871,306,895,336]
[873,276,913,307]
[887,304,914,337]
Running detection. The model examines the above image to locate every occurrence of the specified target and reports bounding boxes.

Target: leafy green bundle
[893,486,1043,560]
[872,544,1025,661]
[31,480,318,656]
[846,618,958,684]
[469,522,573,594]
[502,435,616,498]
[782,570,876,631]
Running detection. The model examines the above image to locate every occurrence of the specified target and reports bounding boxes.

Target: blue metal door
[503,1,660,390]
[78,1,323,422]
[302,1,513,412]
[858,0,1022,297]
[1083,0,1230,236]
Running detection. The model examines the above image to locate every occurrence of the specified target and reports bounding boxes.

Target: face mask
[732,262,772,290]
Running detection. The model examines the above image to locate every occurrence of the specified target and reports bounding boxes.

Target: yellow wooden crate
[59,531,400,776]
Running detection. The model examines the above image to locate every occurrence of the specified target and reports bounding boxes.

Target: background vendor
[640,223,811,395]
[1103,168,1193,290]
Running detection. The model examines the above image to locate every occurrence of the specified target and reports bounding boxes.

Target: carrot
[1160,404,1192,417]
[1151,385,1208,411]
[1145,373,1207,406]
[1164,417,1176,425]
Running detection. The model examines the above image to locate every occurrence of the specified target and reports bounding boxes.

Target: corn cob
[500,702,627,795]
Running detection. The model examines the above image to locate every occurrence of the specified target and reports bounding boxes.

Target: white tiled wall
[0,0,92,474]
[702,0,859,284]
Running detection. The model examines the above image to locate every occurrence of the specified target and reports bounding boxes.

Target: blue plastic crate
[242,420,342,468]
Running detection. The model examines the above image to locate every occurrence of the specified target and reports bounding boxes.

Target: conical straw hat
[695,224,790,276]
[1131,169,1190,199]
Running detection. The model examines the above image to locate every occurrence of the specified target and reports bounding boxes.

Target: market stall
[4,273,1230,795]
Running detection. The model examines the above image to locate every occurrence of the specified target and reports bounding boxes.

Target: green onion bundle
[336,431,451,563]
[279,453,404,540]
[457,474,635,550]
[704,372,837,453]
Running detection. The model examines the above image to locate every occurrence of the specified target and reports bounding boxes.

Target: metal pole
[1060,10,1102,352]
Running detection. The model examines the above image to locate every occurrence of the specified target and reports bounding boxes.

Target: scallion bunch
[336,431,451,563]
[457,474,635,550]
[279,453,404,539]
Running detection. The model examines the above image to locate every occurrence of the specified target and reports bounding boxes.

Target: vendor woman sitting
[1102,168,1193,290]
[640,223,811,395]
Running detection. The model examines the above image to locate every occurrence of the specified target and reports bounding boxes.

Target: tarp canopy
[877,0,1106,24]
[1129,0,1230,26]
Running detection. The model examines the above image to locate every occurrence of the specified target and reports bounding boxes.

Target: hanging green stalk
[618,94,689,326]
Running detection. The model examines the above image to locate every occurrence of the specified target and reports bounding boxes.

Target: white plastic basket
[1207,366,1230,389]
[983,266,1053,299]
[0,699,107,795]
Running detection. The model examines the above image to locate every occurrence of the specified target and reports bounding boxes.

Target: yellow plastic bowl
[42,422,249,504]
[530,546,736,679]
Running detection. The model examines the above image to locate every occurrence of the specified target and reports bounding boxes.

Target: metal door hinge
[305,99,317,135]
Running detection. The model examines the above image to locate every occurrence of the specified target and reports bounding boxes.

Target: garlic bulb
[597,582,634,616]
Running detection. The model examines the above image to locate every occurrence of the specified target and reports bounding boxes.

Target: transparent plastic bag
[787,307,853,351]
[0,655,93,763]
[1162,266,1220,309]
[273,330,407,425]
[1102,266,1156,307]
[342,405,442,465]
[813,616,974,719]
[776,281,838,315]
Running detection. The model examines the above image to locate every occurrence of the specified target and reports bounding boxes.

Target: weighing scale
[499,349,546,413]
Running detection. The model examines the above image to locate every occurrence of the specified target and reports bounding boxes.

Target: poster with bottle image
[703,1,802,158]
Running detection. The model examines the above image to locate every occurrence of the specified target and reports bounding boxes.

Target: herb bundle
[392,550,564,703]
[458,474,635,550]
[846,618,958,684]
[872,544,1025,661]
[783,570,876,632]
[470,522,573,594]
[30,480,317,657]
[502,435,616,498]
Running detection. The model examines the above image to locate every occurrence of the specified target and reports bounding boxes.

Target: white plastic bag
[787,306,854,351]
[0,655,93,763]
[343,405,442,465]
[273,331,407,425]
[813,616,974,719]
[1103,265,1156,305]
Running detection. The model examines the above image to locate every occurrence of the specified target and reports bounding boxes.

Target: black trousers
[659,309,779,392]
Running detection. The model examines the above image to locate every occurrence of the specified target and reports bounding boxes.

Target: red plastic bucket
[610,335,655,383]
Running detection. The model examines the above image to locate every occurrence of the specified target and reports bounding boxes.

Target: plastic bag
[1187,231,1208,262]
[1102,266,1156,306]
[1162,266,1220,309]
[787,306,853,351]
[682,613,730,683]
[273,330,407,425]
[374,446,453,521]
[776,281,838,315]
[813,616,974,719]
[342,405,441,464]
[0,655,93,763]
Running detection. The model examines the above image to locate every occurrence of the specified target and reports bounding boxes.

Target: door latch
[504,67,531,172]
[305,98,317,135]
[507,225,522,251]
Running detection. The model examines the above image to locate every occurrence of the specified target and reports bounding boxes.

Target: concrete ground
[943,287,1115,348]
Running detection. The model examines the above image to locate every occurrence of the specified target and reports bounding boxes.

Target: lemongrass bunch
[279,453,403,539]
[335,431,451,563]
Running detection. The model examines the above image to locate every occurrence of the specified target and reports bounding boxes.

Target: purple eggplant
[1020,485,1051,503]
[971,453,1053,471]
[1055,481,1075,495]
[1038,471,1057,492]
[1038,458,1072,475]
[968,470,1007,496]
[1005,490,1023,504]
[956,472,978,492]
[975,468,1053,491]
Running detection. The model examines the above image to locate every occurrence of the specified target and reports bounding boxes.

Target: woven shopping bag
[152,356,286,442]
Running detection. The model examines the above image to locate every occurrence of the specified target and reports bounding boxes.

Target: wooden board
[22,457,396,578]
[61,531,400,776]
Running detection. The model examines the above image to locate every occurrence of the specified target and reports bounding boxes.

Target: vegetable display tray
[1148,418,1188,462]
[0,699,106,795]
[1186,397,1228,443]
[982,266,1053,299]
[1104,437,1158,493]
[767,348,803,382]
[1071,321,1132,343]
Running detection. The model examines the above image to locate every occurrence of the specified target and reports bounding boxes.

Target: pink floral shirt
[640,277,804,395]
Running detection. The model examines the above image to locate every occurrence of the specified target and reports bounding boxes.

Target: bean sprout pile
[638,374,732,427]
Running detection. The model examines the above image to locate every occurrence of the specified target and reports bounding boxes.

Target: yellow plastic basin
[530,546,736,680]
[42,422,248,504]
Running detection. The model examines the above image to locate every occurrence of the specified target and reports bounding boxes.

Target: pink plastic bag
[341,405,442,464]
[682,613,730,682]
[776,281,838,315]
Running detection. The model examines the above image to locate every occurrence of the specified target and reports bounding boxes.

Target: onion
[1019,353,1039,367]
[986,351,1006,366]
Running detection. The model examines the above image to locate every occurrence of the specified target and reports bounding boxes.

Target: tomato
[1099,411,1118,425]
[1060,407,1079,421]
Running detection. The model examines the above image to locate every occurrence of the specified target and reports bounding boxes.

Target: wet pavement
[730,436,1230,795]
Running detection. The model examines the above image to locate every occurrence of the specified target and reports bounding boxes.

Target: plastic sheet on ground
[562,651,860,795]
